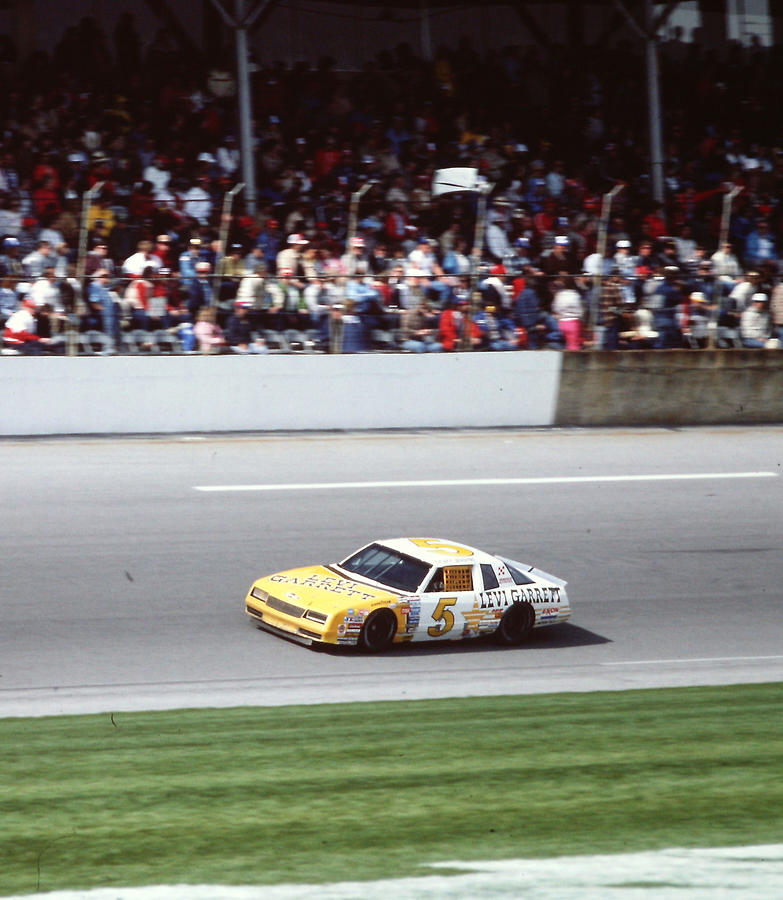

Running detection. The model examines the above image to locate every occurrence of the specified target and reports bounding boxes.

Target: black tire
[494,602,534,646]
[359,609,397,652]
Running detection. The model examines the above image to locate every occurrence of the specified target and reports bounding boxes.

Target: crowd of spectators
[2,14,783,354]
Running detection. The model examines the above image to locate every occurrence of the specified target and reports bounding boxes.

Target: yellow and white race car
[245,538,571,651]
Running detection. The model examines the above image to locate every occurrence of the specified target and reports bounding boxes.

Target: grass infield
[2,683,782,896]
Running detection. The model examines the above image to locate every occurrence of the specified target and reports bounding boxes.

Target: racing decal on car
[409,539,474,557]
[461,603,489,636]
[269,573,378,602]
[496,564,515,587]
[538,607,560,621]
[479,586,561,609]
[404,598,421,633]
[337,619,362,641]
[427,597,459,637]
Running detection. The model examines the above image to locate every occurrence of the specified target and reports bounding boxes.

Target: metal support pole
[645,0,665,205]
[235,1,256,217]
[419,0,432,61]
[614,0,666,206]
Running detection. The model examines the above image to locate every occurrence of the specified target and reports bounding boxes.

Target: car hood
[256,565,400,613]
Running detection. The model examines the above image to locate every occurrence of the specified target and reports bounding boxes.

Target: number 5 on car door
[427,597,458,637]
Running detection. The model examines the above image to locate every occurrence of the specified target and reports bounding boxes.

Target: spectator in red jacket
[3,299,50,354]
[642,205,668,243]
[439,298,481,351]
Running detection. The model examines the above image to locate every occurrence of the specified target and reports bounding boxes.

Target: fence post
[588,183,625,346]
[212,182,245,307]
[72,181,104,356]
[347,181,377,249]
[720,185,743,247]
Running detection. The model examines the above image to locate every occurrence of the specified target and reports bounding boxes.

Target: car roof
[376,538,499,567]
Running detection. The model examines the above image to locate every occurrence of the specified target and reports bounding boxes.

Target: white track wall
[1,353,563,436]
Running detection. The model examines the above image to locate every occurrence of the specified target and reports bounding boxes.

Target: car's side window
[424,569,445,592]
[506,564,535,586]
[481,563,499,591]
[424,566,474,592]
[443,565,473,592]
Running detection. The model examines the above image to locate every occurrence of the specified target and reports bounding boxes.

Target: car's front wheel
[494,602,534,646]
[359,609,397,652]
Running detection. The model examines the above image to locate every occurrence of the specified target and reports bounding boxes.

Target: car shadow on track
[324,624,611,657]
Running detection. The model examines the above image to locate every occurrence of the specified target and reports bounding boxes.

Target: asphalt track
[1,426,782,718]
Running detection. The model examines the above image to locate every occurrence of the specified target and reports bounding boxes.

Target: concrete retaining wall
[3,350,782,436]
[0,352,562,436]
[554,350,783,426]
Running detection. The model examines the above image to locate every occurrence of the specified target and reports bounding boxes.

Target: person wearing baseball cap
[276,232,308,275]
[340,234,368,277]
[740,292,773,348]
[682,291,712,348]
[613,239,635,277]
[184,260,213,321]
[540,231,579,296]
[2,294,53,354]
[178,237,205,292]
[0,236,23,278]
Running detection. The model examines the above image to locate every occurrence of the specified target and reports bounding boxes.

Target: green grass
[1,683,782,896]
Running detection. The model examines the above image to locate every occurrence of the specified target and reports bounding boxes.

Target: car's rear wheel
[359,609,397,652]
[494,602,534,646]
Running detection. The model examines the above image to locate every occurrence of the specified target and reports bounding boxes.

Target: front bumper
[245,588,333,646]
[247,607,321,646]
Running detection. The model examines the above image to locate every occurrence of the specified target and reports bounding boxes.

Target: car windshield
[339,543,430,593]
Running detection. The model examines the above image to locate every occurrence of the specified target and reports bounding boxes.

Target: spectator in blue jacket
[88,270,119,352]
[512,275,545,347]
[744,220,777,268]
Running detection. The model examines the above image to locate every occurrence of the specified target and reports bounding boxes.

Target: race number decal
[410,539,473,557]
[427,597,458,637]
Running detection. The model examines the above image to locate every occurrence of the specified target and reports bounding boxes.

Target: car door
[414,563,478,642]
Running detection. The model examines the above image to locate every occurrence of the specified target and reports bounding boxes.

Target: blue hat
[3,236,19,247]
[515,237,531,247]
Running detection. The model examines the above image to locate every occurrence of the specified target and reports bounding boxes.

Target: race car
[244,537,570,651]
